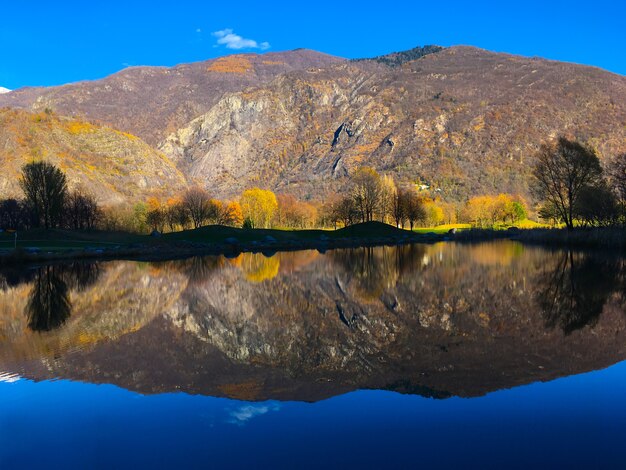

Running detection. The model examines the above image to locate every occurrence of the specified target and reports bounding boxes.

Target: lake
[1,241,625,468]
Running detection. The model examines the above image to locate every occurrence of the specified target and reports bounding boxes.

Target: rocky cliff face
[1,244,624,402]
[161,46,626,200]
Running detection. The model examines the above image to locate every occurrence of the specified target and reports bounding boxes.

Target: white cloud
[212,29,270,51]
[0,87,11,94]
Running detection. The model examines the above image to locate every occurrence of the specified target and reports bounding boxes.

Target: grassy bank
[1,223,624,265]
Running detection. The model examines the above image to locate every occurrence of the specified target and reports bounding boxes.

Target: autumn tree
[392,189,408,228]
[532,137,603,230]
[240,188,278,229]
[404,190,426,230]
[220,201,244,227]
[422,198,444,227]
[20,161,68,229]
[182,187,212,229]
[606,153,626,224]
[351,167,382,223]
[276,194,317,228]
[378,175,396,224]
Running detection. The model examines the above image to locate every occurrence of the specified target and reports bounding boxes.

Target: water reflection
[537,251,621,334]
[23,263,102,332]
[26,266,71,331]
[0,242,624,402]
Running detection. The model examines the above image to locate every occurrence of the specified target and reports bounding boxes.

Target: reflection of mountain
[0,243,624,401]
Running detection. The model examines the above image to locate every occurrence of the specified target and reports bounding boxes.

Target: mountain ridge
[0,45,624,205]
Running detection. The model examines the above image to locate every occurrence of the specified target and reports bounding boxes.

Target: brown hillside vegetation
[0,46,624,206]
[0,108,187,204]
[0,49,344,145]
[161,46,626,201]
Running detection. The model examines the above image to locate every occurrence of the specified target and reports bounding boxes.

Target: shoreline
[1,225,624,266]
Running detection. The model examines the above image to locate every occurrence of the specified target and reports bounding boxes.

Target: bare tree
[182,187,211,229]
[65,189,101,229]
[20,161,68,229]
[532,137,603,230]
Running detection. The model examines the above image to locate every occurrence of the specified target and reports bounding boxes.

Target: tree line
[532,137,625,229]
[0,161,100,231]
[2,138,624,234]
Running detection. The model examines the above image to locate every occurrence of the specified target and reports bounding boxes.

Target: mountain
[0,108,186,204]
[0,87,10,94]
[0,49,344,146]
[160,46,626,200]
[1,46,625,203]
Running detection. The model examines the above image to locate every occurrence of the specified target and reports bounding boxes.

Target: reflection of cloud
[228,402,280,425]
[0,371,21,383]
[212,29,270,50]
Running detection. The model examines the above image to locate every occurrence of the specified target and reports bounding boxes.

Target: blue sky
[1,0,624,89]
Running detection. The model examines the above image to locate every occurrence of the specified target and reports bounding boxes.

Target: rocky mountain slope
[1,46,624,203]
[161,46,626,199]
[0,108,187,204]
[0,49,344,146]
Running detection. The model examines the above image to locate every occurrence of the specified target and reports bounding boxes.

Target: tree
[532,137,603,230]
[392,189,408,228]
[351,167,382,223]
[0,199,25,230]
[574,182,619,227]
[20,161,68,229]
[240,188,278,229]
[220,201,244,227]
[276,194,317,228]
[606,153,626,224]
[404,190,426,230]
[378,175,396,223]
[182,187,212,229]
[65,189,100,230]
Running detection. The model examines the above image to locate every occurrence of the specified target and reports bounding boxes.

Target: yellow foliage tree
[221,201,244,227]
[240,188,278,229]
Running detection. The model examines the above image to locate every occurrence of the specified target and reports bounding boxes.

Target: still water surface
[0,242,625,468]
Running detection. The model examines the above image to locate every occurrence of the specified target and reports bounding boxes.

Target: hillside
[1,46,625,204]
[161,46,626,200]
[0,49,344,146]
[0,108,187,204]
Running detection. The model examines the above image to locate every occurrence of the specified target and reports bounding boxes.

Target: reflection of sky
[1,361,626,468]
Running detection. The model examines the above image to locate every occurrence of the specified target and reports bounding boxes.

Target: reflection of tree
[239,253,280,283]
[26,266,72,332]
[176,257,224,285]
[62,262,101,291]
[330,244,426,299]
[150,256,224,285]
[25,262,102,332]
[537,251,619,334]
